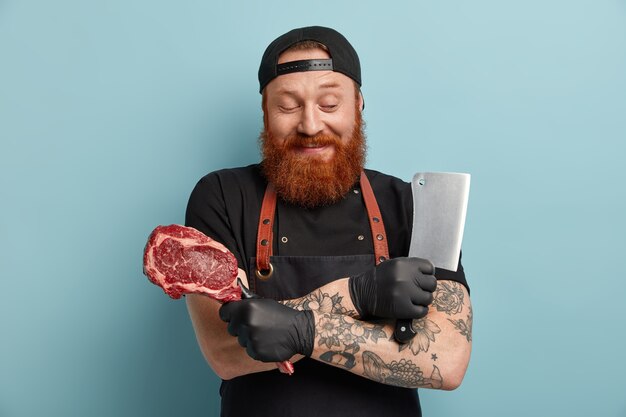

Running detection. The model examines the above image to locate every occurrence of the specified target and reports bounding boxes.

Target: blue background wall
[1,1,625,416]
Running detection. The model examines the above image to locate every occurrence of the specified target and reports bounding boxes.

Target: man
[185,26,472,417]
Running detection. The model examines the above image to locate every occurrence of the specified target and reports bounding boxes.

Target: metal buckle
[255,262,274,280]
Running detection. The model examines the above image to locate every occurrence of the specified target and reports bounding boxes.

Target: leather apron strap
[256,182,277,279]
[255,172,389,280]
[359,171,390,265]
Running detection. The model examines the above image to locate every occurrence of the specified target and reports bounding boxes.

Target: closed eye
[279,105,300,112]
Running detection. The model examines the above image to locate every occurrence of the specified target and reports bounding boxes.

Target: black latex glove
[219,298,315,363]
[349,257,437,319]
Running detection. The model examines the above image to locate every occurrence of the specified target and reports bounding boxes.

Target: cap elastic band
[276,59,333,76]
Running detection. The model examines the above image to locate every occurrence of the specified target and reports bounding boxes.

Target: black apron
[219,172,422,417]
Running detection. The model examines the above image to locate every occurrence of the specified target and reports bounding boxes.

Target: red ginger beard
[260,108,367,209]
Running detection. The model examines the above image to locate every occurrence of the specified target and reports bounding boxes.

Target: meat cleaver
[394,172,471,344]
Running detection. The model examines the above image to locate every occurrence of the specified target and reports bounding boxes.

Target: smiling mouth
[291,144,335,158]
[295,144,329,151]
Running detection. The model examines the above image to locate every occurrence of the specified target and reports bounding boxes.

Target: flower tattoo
[398,318,441,355]
[432,281,464,315]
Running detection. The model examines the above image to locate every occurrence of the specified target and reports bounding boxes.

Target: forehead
[266,47,354,97]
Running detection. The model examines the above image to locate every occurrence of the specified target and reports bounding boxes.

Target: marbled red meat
[143,225,241,301]
[142,224,294,375]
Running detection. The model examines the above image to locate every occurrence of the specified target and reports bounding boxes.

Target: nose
[297,105,323,137]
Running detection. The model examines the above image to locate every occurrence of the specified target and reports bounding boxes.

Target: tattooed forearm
[448,306,473,342]
[305,280,471,390]
[315,313,387,369]
[314,314,443,388]
[362,351,443,389]
[432,281,465,315]
[282,289,357,316]
[398,318,441,355]
[310,298,471,390]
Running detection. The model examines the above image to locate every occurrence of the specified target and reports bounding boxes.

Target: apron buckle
[255,262,274,280]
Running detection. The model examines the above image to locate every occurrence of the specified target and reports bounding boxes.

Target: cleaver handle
[394,319,416,343]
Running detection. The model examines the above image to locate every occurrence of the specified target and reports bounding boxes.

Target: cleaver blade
[394,172,471,344]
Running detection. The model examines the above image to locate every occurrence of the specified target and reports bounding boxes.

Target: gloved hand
[219,298,315,363]
[348,257,437,319]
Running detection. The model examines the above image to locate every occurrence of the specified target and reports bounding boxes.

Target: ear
[358,91,364,112]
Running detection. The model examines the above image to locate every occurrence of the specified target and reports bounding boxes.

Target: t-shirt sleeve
[184,173,245,269]
[435,250,470,295]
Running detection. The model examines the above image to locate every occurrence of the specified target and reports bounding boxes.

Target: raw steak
[143,224,241,301]
[143,224,294,375]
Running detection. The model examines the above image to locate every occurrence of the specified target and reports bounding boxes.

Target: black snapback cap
[258,26,361,93]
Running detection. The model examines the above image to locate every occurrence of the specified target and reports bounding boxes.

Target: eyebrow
[319,82,341,89]
[274,88,298,96]
[273,82,342,97]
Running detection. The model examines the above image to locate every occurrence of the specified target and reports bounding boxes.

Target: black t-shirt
[185,164,468,291]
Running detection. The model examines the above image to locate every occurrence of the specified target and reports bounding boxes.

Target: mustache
[282,133,342,150]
